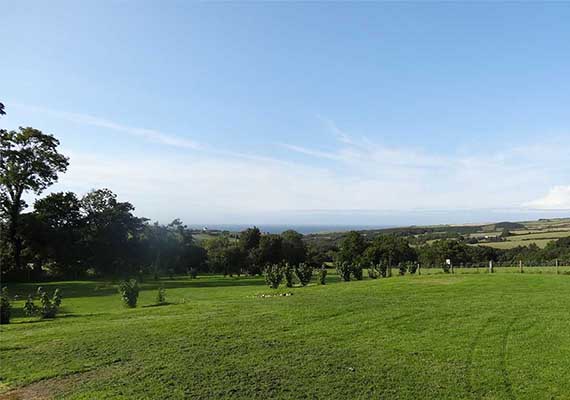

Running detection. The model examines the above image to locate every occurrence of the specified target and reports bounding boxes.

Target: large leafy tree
[363,235,416,267]
[281,229,307,266]
[31,192,85,277]
[335,231,368,265]
[0,102,5,116]
[80,189,145,276]
[0,127,68,271]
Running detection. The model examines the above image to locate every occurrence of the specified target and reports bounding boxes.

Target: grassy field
[2,273,570,399]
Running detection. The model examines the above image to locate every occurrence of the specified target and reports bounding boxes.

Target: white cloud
[12,104,201,150]
[16,106,570,223]
[525,186,570,210]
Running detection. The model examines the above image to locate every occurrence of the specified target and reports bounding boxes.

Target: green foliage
[336,231,367,266]
[352,264,363,280]
[368,265,380,279]
[398,264,407,276]
[363,235,417,268]
[294,263,313,286]
[24,295,37,317]
[284,264,294,288]
[408,263,418,275]
[264,264,285,289]
[0,287,11,324]
[23,287,63,318]
[281,230,307,266]
[317,266,327,285]
[119,279,139,308]
[156,287,166,305]
[0,127,69,273]
[378,263,388,278]
[37,287,62,318]
[336,261,352,282]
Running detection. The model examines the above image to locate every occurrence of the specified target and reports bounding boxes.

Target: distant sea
[188,224,392,235]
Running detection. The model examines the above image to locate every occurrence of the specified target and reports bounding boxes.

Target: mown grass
[1,273,570,399]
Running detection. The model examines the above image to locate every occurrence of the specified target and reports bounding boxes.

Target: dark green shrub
[284,263,294,288]
[24,295,38,317]
[24,287,63,319]
[378,263,388,278]
[442,264,451,273]
[0,287,11,324]
[156,287,166,305]
[352,264,363,280]
[398,264,407,276]
[336,261,352,282]
[265,264,284,289]
[295,263,313,286]
[408,263,418,275]
[318,266,327,285]
[189,268,198,279]
[119,279,140,308]
[37,287,62,318]
[368,265,379,279]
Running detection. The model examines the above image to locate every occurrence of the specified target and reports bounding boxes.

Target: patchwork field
[1,272,570,399]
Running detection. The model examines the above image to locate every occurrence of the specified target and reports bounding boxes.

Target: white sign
[445,259,451,265]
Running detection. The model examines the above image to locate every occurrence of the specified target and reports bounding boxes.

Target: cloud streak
[12,103,202,150]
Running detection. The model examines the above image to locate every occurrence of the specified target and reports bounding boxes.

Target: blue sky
[2,2,569,225]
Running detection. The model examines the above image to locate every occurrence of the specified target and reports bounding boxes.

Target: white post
[556,259,559,275]
[417,263,421,276]
[489,260,494,274]
[519,260,523,274]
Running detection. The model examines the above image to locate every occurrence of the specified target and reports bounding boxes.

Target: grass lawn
[1,273,570,399]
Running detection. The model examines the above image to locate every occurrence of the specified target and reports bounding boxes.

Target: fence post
[556,259,559,275]
[489,260,494,274]
[417,263,421,276]
[519,260,523,274]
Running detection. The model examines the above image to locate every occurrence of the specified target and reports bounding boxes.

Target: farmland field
[2,273,570,399]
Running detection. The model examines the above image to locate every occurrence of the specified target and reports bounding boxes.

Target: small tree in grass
[295,263,313,286]
[23,287,62,318]
[0,287,11,324]
[368,265,379,279]
[156,287,166,305]
[284,263,294,288]
[119,279,139,308]
[336,261,352,282]
[408,263,418,275]
[318,266,327,285]
[264,264,284,289]
[352,264,363,280]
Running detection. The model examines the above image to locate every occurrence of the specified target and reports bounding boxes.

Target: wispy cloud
[12,103,202,150]
[525,186,570,210]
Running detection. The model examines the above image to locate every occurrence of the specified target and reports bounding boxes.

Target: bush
[318,266,327,285]
[336,261,352,282]
[295,263,313,286]
[442,264,451,274]
[368,265,379,279]
[378,263,388,278]
[265,264,284,289]
[119,279,140,308]
[24,287,62,319]
[189,268,198,279]
[398,264,407,276]
[0,287,11,324]
[156,287,166,305]
[352,264,363,280]
[37,287,62,318]
[284,263,294,288]
[24,295,37,317]
[408,263,418,275]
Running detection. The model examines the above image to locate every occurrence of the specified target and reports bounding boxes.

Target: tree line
[1,108,568,282]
